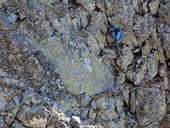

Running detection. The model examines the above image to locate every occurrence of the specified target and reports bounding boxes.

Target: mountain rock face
[0,0,170,128]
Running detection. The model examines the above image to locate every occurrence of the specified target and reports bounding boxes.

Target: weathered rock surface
[0,0,169,128]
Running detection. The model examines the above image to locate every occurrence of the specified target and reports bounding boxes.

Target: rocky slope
[0,0,170,128]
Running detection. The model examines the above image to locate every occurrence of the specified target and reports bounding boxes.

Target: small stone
[81,95,91,106]
[162,33,170,58]
[137,58,142,64]
[159,65,167,77]
[91,97,106,109]
[76,0,95,13]
[12,121,25,128]
[0,116,7,127]
[89,11,107,34]
[94,32,105,49]
[8,13,17,24]
[123,89,130,106]
[133,48,140,53]
[79,11,88,28]
[5,113,15,125]
[103,48,116,55]
[148,0,159,14]
[80,109,88,119]
[126,70,134,82]
[100,109,118,121]
[87,35,100,55]
[168,61,170,66]
[130,91,137,113]
[31,97,41,104]
[88,108,96,120]
[102,54,117,59]
[143,0,148,12]
[142,41,151,56]
[116,47,134,71]
[103,48,117,59]
[145,57,158,80]
[13,96,20,108]
[0,91,8,111]
[62,0,68,4]
[106,35,114,43]
[162,76,168,89]
[116,72,125,85]
[167,94,170,104]
[70,116,80,128]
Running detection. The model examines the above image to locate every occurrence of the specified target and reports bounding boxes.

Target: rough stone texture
[135,87,166,127]
[0,0,169,128]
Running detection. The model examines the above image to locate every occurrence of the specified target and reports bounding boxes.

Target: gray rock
[59,95,80,116]
[7,13,17,24]
[130,90,137,114]
[102,48,117,59]
[0,116,7,127]
[79,11,88,28]
[88,11,107,34]
[104,118,125,128]
[93,31,105,49]
[133,55,158,85]
[47,116,70,128]
[87,34,101,56]
[116,72,125,85]
[0,0,7,5]
[76,0,95,13]
[145,57,158,80]
[12,121,26,128]
[126,70,135,82]
[167,93,170,104]
[62,0,68,4]
[81,95,91,106]
[0,91,8,111]
[17,106,48,128]
[88,108,96,120]
[133,16,153,44]
[160,2,170,24]
[91,97,107,109]
[90,96,124,126]
[80,109,89,119]
[116,47,134,71]
[0,0,169,127]
[135,87,166,126]
[162,33,170,58]
[103,48,116,55]
[136,58,142,64]
[94,0,105,11]
[142,121,160,128]
[70,116,80,128]
[148,0,160,14]
[100,109,118,121]
[133,48,140,53]
[142,40,151,56]
[143,0,149,13]
[12,124,26,128]
[123,88,130,106]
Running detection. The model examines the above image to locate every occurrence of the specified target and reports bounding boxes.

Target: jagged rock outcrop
[0,0,169,128]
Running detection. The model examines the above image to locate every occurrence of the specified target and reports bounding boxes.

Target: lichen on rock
[0,0,169,127]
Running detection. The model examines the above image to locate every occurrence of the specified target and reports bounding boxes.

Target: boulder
[135,87,166,126]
